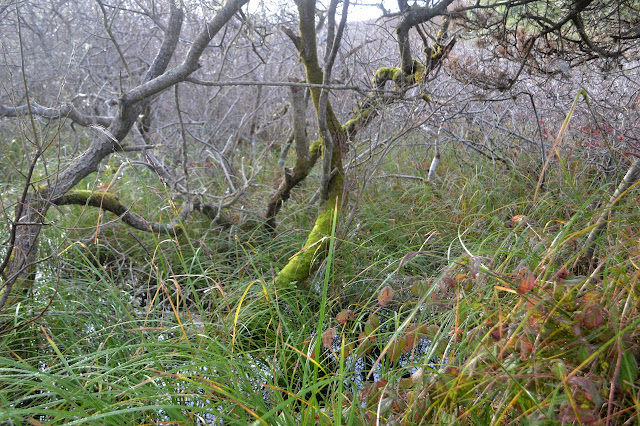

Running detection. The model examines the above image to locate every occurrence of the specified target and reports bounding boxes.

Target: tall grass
[1,150,639,425]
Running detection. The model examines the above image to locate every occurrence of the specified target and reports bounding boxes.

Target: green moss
[275,159,344,289]
[431,43,443,59]
[373,61,427,88]
[277,2,347,289]
[57,189,128,215]
[373,67,400,88]
[412,60,427,83]
[373,67,397,83]
[310,138,323,157]
[343,107,375,136]
[274,196,339,288]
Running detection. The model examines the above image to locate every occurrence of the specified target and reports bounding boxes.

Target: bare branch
[121,0,248,106]
[96,0,133,82]
[53,190,184,235]
[184,77,364,92]
[396,0,455,74]
[582,158,640,264]
[0,102,112,127]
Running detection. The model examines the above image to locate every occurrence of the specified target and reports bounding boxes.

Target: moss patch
[373,60,427,88]
[56,189,128,215]
[274,194,340,289]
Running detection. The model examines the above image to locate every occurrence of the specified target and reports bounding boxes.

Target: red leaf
[442,275,455,289]
[403,332,415,352]
[581,304,604,329]
[387,338,406,362]
[490,323,508,341]
[322,328,337,350]
[378,285,395,306]
[336,309,354,324]
[360,379,388,406]
[455,273,467,284]
[555,268,571,280]
[568,377,602,407]
[512,215,528,224]
[517,272,537,294]
[558,406,598,424]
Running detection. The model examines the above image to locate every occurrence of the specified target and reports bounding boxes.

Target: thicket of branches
[0,0,639,315]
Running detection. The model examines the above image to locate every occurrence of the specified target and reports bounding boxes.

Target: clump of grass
[327,155,640,424]
[1,144,639,425]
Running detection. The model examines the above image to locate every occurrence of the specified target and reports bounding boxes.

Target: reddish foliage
[489,322,509,341]
[442,275,455,289]
[322,328,337,349]
[336,309,354,324]
[555,268,571,280]
[387,337,407,362]
[378,285,395,306]
[581,303,604,330]
[517,272,537,294]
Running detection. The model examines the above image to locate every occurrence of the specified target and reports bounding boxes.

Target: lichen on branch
[54,190,184,235]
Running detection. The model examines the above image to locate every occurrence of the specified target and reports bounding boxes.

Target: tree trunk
[274,0,347,288]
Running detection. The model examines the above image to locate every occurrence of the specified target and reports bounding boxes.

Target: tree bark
[274,0,347,288]
[265,86,321,232]
[0,0,249,313]
[272,1,456,288]
[396,0,455,74]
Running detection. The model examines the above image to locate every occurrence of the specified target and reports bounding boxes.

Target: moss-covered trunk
[272,0,457,288]
[274,0,347,288]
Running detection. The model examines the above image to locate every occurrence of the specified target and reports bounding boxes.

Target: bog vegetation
[1,0,639,424]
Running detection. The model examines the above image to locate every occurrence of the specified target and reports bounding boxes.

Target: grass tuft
[1,152,639,424]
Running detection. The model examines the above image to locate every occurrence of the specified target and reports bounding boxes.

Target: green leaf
[620,351,639,390]
[387,338,406,362]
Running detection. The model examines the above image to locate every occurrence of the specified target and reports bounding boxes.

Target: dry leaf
[378,285,395,306]
[322,328,337,349]
[517,272,537,294]
[336,309,354,324]
[512,215,528,224]
[581,304,604,329]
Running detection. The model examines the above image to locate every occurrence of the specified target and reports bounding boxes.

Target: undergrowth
[1,153,639,425]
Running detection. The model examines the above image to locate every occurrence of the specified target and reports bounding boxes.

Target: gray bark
[0,103,112,127]
[0,0,249,312]
[396,0,454,74]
